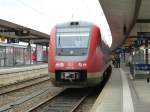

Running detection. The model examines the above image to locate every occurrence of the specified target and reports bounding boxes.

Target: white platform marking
[120,69,134,112]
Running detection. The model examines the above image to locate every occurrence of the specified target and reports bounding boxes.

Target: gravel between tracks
[0,79,63,110]
[11,87,64,112]
[74,93,98,112]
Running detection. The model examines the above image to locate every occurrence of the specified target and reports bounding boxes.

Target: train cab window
[56,27,91,56]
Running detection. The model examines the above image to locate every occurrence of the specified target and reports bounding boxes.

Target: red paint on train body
[48,21,111,87]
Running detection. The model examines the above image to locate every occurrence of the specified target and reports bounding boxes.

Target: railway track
[29,88,93,112]
[0,74,50,95]
[0,68,111,112]
[0,74,64,112]
[74,76,109,112]
[29,69,111,112]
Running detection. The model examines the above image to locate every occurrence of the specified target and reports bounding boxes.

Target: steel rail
[0,74,50,95]
[29,88,93,112]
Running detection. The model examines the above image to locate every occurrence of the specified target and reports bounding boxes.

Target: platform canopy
[99,0,142,50]
[0,19,49,46]
[130,0,150,36]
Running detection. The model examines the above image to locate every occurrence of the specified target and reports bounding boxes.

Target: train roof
[56,21,96,28]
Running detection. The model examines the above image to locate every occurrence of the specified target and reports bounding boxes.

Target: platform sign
[137,32,150,39]
[7,38,19,43]
[15,29,30,36]
[137,32,150,47]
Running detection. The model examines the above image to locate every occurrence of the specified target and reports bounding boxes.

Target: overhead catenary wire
[15,0,50,19]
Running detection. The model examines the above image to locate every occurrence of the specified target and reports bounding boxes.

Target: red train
[48,21,112,87]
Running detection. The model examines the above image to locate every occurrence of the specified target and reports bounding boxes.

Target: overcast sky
[0,0,112,46]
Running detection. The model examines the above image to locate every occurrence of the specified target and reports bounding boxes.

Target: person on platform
[32,51,36,64]
[116,55,120,68]
[112,55,116,68]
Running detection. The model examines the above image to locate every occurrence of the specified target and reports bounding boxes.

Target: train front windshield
[56,27,91,56]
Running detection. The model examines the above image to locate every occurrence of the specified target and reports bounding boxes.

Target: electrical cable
[15,0,50,19]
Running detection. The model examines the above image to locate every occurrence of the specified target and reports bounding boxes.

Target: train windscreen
[56,27,91,56]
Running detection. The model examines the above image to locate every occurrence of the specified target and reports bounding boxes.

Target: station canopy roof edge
[99,0,150,52]
[0,19,50,46]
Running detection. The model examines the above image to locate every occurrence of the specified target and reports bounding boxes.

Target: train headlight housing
[55,62,64,67]
[83,63,87,67]
[60,62,64,67]
[78,62,82,67]
[78,62,87,67]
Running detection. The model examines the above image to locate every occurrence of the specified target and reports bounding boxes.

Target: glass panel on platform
[5,47,14,66]
[24,48,31,65]
[14,48,24,65]
[0,46,5,67]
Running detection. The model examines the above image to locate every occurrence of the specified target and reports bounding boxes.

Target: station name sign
[7,38,19,43]
[137,32,150,39]
[135,32,150,48]
[15,29,30,36]
[0,29,30,36]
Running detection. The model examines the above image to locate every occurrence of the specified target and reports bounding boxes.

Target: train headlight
[55,62,64,67]
[83,63,87,67]
[78,62,82,67]
[55,63,59,67]
[60,63,64,67]
[78,62,87,67]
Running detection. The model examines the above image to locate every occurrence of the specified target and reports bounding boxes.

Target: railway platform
[91,65,150,112]
[0,64,48,86]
